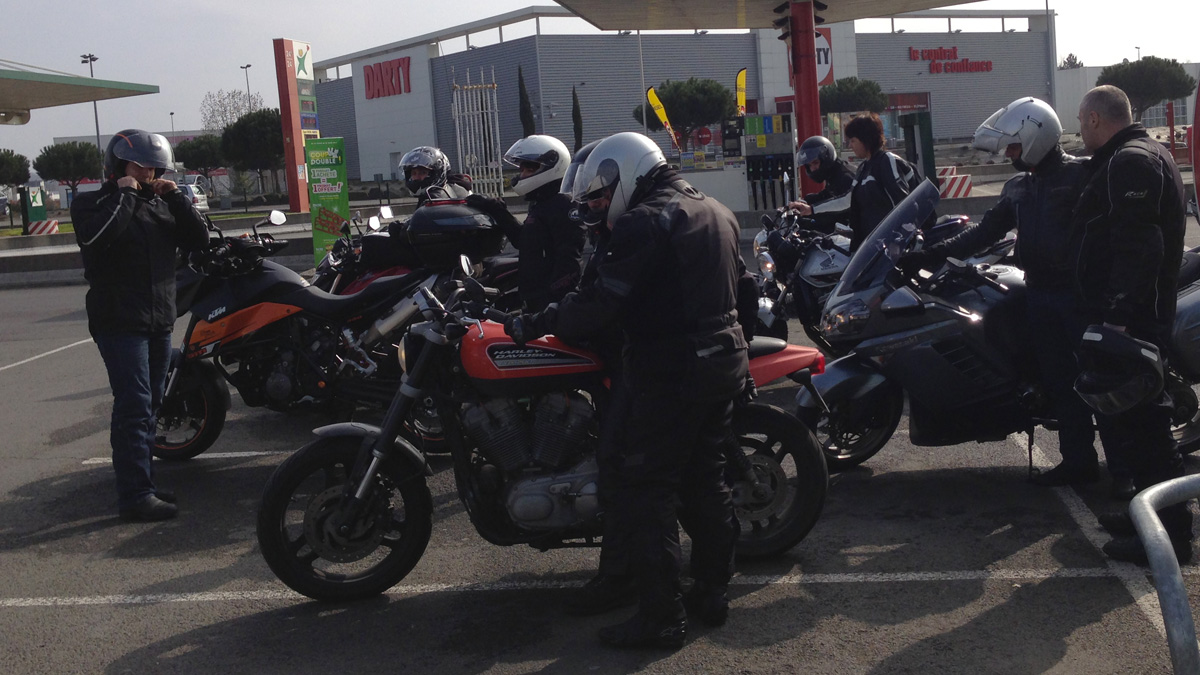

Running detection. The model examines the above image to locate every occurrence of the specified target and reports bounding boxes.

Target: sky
[2,0,1195,163]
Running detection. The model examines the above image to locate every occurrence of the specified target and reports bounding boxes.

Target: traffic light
[774,0,828,41]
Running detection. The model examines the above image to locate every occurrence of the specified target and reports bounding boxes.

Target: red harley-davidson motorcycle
[256,277,829,601]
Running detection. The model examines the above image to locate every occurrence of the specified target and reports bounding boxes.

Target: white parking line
[81,451,289,465]
[1011,432,1167,640]
[0,338,91,373]
[0,568,1160,609]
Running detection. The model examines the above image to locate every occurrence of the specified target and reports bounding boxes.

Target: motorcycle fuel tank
[461,322,605,397]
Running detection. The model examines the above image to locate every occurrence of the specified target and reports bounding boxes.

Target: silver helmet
[973,97,1063,170]
[564,132,666,229]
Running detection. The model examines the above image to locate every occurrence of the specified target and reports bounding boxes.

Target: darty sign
[364,57,412,99]
[908,46,993,75]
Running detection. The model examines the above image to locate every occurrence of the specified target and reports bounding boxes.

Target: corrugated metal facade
[314,77,361,179]
[856,32,1052,141]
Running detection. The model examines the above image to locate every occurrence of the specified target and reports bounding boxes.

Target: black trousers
[602,386,738,620]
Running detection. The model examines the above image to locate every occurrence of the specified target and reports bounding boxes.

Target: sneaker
[1029,463,1100,487]
[598,613,687,649]
[1097,511,1136,537]
[1102,535,1193,566]
[564,575,637,616]
[1110,477,1137,501]
[118,495,178,522]
[682,582,729,627]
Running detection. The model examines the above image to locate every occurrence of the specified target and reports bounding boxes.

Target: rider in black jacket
[505,132,747,649]
[784,135,856,233]
[1071,86,1190,565]
[72,129,209,522]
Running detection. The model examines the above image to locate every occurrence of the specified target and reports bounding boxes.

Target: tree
[0,149,30,227]
[518,66,536,137]
[33,142,101,198]
[1058,53,1085,70]
[221,109,284,194]
[174,135,225,188]
[818,77,888,114]
[1096,56,1198,121]
[631,78,737,151]
[571,86,583,152]
[201,88,266,134]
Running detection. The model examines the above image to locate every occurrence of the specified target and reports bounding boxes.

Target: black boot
[682,582,729,627]
[564,575,637,616]
[118,495,178,522]
[1097,511,1136,537]
[1109,477,1137,501]
[1102,536,1193,566]
[598,613,687,649]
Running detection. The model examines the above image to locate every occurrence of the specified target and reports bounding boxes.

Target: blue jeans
[94,332,172,509]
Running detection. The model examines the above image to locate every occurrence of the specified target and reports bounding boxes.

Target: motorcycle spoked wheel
[153,375,227,461]
[256,437,433,602]
[1167,372,1200,455]
[730,403,828,559]
[798,384,904,472]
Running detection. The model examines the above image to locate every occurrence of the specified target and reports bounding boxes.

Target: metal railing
[1129,475,1200,674]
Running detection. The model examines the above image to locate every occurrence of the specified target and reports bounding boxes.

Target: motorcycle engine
[225,319,339,409]
[504,455,601,531]
[461,392,594,473]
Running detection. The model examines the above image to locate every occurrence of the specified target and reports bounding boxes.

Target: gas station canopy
[0,68,158,125]
[555,0,983,30]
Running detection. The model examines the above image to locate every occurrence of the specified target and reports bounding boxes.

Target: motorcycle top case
[461,321,605,398]
[1172,280,1200,377]
[388,200,506,268]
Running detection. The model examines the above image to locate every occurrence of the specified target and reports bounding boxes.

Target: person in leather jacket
[898,97,1130,496]
[505,132,747,649]
[485,135,586,312]
[793,114,921,250]
[1071,85,1191,565]
[782,135,856,233]
[71,129,209,522]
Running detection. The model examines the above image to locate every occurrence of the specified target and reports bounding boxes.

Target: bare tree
[200,89,266,134]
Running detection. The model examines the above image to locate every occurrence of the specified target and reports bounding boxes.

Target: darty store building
[312,6,1061,183]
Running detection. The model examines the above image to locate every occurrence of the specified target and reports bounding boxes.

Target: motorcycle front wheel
[798,384,904,472]
[256,437,433,602]
[730,403,828,558]
[154,372,228,461]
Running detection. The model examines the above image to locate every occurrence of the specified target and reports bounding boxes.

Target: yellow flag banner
[647,87,681,151]
[736,68,747,116]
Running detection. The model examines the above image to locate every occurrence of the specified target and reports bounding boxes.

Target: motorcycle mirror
[881,286,924,316]
[340,222,351,236]
[353,210,362,222]
[760,214,774,229]
[379,206,393,220]
[463,277,487,302]
[368,216,381,231]
[459,254,475,278]
[269,210,287,226]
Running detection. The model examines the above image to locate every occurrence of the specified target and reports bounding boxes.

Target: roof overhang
[555,0,986,30]
[0,70,158,125]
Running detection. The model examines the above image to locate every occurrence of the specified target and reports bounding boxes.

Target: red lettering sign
[364,57,413,100]
[908,45,992,76]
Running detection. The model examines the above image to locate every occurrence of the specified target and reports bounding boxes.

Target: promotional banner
[305,137,349,266]
[736,68,747,116]
[647,87,680,152]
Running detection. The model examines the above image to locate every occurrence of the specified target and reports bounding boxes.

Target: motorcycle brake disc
[731,454,787,521]
[303,485,391,563]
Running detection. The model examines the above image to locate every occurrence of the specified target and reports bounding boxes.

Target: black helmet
[399,146,449,195]
[104,129,173,181]
[1074,324,1165,415]
[796,135,838,183]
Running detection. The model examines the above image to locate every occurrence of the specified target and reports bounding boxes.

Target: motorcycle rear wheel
[154,374,227,461]
[1167,372,1200,455]
[256,437,433,602]
[731,403,828,558]
[798,384,904,472]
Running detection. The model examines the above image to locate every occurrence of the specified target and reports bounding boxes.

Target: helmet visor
[112,132,174,169]
[972,106,1012,154]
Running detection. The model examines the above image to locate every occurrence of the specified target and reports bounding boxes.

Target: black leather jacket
[546,170,749,400]
[929,147,1089,290]
[71,181,209,336]
[811,150,918,249]
[1072,124,1186,344]
[496,181,586,312]
[804,160,856,234]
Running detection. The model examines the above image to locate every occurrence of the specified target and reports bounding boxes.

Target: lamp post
[81,53,101,155]
[1136,46,1141,60]
[169,111,175,141]
[240,64,252,113]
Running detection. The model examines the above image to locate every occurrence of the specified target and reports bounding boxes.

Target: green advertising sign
[305,137,349,266]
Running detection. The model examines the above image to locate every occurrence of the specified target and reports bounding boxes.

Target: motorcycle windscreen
[834,179,941,297]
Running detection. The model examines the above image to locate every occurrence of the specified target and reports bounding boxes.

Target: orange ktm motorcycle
[155,211,452,460]
[257,277,829,602]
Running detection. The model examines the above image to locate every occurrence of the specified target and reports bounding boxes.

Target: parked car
[0,196,8,217]
[178,184,209,212]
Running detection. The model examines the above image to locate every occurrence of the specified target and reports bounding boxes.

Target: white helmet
[973,97,1063,169]
[503,135,570,197]
[565,132,666,229]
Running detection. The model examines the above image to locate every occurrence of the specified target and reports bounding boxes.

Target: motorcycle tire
[1167,371,1200,455]
[730,403,828,559]
[256,436,433,602]
[797,384,904,472]
[153,371,228,461]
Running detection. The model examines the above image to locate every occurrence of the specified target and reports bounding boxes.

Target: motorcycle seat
[483,256,519,276]
[747,336,788,359]
[284,272,424,321]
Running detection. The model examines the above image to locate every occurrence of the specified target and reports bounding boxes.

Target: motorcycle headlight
[757,251,776,281]
[820,299,871,337]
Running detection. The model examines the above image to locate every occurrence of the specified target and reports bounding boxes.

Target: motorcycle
[753,207,1015,354]
[256,275,829,601]
[795,180,1200,471]
[155,210,457,461]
